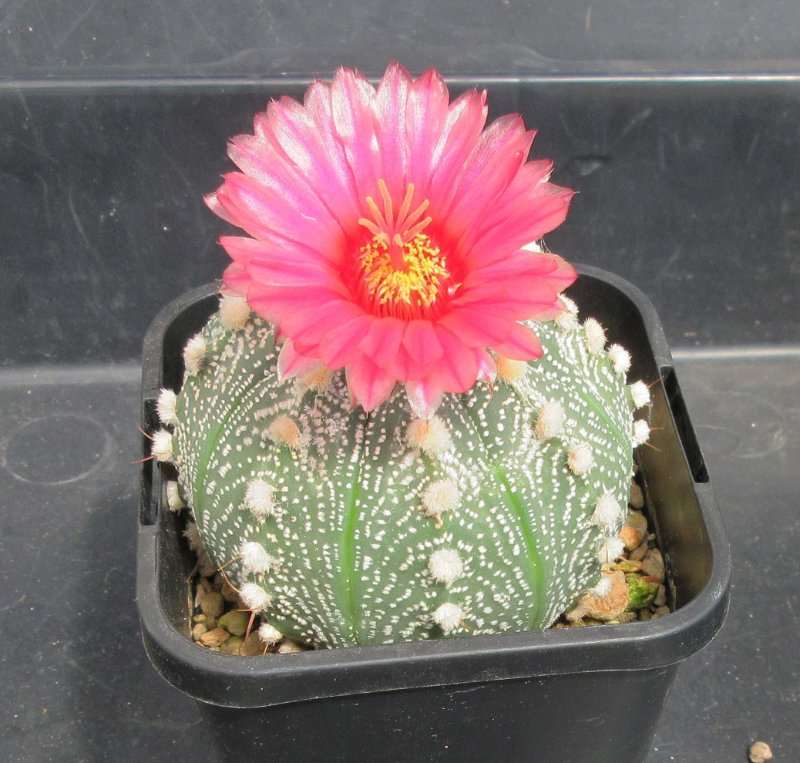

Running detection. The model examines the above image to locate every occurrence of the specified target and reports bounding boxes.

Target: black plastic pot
[137,266,731,763]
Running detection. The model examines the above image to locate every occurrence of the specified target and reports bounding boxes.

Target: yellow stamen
[360,233,449,312]
[357,180,449,317]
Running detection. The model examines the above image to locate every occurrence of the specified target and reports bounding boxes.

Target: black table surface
[1,348,797,762]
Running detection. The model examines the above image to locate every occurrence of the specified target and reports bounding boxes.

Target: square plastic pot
[136,265,731,762]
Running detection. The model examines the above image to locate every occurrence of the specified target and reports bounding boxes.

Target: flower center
[360,233,448,311]
[357,180,450,317]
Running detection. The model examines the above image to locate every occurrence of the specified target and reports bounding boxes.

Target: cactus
[153,294,651,648]
[150,63,655,649]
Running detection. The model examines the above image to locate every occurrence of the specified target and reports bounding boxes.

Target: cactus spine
[154,296,650,648]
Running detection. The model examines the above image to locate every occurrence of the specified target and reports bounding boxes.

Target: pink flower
[207,62,577,416]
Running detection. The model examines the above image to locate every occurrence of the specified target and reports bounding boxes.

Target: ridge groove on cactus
[160,300,639,648]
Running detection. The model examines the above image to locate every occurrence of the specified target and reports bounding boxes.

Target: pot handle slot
[660,365,708,483]
[139,396,161,525]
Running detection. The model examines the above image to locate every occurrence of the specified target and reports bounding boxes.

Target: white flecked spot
[567,442,594,476]
[432,602,465,634]
[218,294,251,330]
[244,479,277,519]
[421,479,460,522]
[630,381,651,409]
[266,415,303,449]
[591,493,623,530]
[632,419,651,446]
[428,549,464,586]
[156,388,178,427]
[258,623,283,646]
[590,575,613,598]
[239,582,271,612]
[239,540,273,575]
[583,318,606,355]
[165,480,185,511]
[406,416,452,455]
[151,429,174,462]
[495,355,527,383]
[183,333,206,375]
[534,399,565,440]
[607,344,631,375]
[597,537,626,564]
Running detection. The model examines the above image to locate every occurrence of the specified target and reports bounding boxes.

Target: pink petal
[279,301,365,354]
[405,68,450,192]
[204,191,236,225]
[437,307,512,347]
[277,340,324,380]
[386,344,418,381]
[257,95,362,227]
[246,253,349,294]
[222,262,250,296]
[359,317,406,371]
[403,320,444,366]
[405,378,444,419]
[428,88,488,210]
[318,315,375,369]
[228,133,343,234]
[491,323,543,361]
[328,68,379,202]
[215,173,343,260]
[346,359,396,411]
[429,326,480,393]
[475,349,497,383]
[374,61,412,198]
[467,182,575,268]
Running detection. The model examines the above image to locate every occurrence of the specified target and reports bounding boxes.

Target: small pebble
[218,609,250,637]
[277,639,304,654]
[221,636,243,655]
[578,571,629,621]
[654,585,667,607]
[220,581,239,603]
[613,559,643,573]
[192,613,207,624]
[200,591,225,619]
[629,481,644,509]
[191,623,208,641]
[619,512,648,550]
[641,548,666,582]
[749,741,773,763]
[629,541,649,562]
[626,575,659,611]
[199,627,231,647]
[653,606,670,618]
[240,632,265,656]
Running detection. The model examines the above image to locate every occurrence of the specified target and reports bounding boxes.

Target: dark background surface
[1,1,799,761]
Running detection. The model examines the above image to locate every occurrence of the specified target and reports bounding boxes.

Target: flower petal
[405,378,444,418]
[375,61,412,197]
[318,315,375,369]
[277,340,324,380]
[490,323,543,361]
[405,68,450,191]
[346,360,396,411]
[429,326,480,392]
[359,318,406,371]
[403,320,444,366]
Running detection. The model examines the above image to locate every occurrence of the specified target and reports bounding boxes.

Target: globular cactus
[153,293,651,648]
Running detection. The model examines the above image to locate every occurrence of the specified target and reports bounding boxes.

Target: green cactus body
[160,299,643,648]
